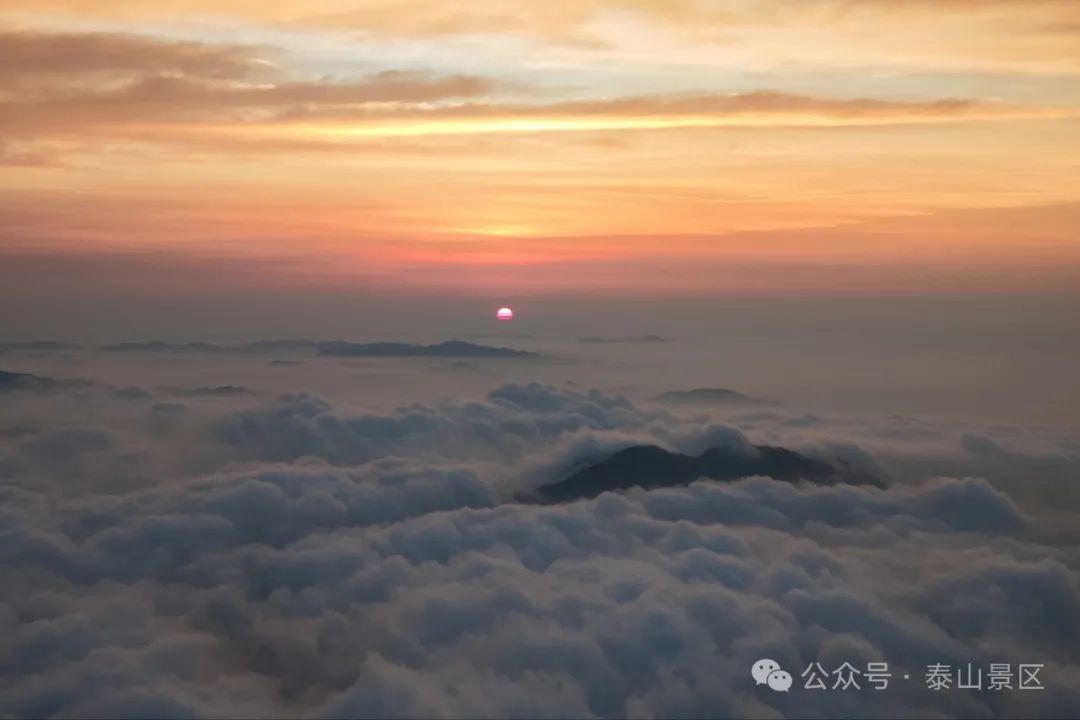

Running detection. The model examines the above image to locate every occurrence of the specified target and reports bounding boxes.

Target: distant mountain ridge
[528,443,883,503]
[578,334,671,344]
[0,369,90,393]
[100,341,226,353]
[179,385,254,397]
[653,388,767,405]
[94,339,537,358]
[317,340,536,358]
[0,369,52,391]
[2,338,537,359]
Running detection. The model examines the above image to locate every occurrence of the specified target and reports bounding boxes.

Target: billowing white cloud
[1,374,1078,718]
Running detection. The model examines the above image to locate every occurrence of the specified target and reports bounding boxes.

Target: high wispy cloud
[5,0,1080,87]
[2,24,1074,150]
[0,29,510,141]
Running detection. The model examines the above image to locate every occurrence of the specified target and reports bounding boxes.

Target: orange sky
[2,0,1080,295]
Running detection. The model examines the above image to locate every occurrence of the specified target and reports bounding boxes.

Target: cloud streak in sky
[2,24,1075,149]
[6,1,1080,74]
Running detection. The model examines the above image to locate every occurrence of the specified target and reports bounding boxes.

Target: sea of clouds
[1,346,1079,719]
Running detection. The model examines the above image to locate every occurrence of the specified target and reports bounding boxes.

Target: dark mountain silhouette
[465,332,533,340]
[113,386,151,400]
[100,341,226,353]
[579,334,671,344]
[245,340,321,352]
[181,385,254,397]
[91,339,538,359]
[0,369,55,392]
[653,388,767,405]
[318,340,536,358]
[529,443,883,504]
[0,369,91,393]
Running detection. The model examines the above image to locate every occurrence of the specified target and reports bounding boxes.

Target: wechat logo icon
[752,658,793,692]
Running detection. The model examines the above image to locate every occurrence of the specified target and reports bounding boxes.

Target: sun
[496,307,514,321]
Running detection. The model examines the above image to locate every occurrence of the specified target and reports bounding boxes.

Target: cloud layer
[1,372,1078,718]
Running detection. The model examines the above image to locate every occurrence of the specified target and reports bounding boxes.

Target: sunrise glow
[2,0,1079,296]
